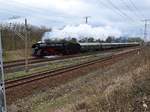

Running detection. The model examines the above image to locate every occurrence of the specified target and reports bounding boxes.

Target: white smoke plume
[42,24,122,42]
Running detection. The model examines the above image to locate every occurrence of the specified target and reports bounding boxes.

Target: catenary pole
[25,19,29,72]
[84,16,91,24]
[0,27,7,112]
[142,19,150,42]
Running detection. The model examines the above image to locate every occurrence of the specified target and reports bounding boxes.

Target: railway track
[5,48,140,89]
[4,56,61,68]
[4,47,139,69]
[4,54,102,68]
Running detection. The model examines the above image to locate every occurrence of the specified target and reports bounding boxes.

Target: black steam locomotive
[32,41,140,57]
[32,41,81,56]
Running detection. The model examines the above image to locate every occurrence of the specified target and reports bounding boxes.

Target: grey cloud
[0,0,149,39]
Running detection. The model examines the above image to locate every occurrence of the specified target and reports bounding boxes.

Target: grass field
[5,52,111,80]
[8,47,150,112]
[3,49,32,62]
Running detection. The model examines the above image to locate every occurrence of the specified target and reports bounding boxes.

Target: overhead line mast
[25,19,29,72]
[0,25,7,112]
[142,19,150,42]
[84,16,91,24]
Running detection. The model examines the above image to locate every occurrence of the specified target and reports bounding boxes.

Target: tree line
[44,36,144,43]
[0,23,51,51]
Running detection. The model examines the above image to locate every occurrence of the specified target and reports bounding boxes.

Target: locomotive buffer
[0,30,7,112]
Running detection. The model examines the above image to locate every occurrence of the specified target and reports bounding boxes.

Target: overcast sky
[0,0,150,39]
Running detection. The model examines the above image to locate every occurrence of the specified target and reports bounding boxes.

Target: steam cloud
[42,24,122,42]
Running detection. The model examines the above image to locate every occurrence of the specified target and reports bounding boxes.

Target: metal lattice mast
[25,19,29,72]
[84,16,91,24]
[0,29,7,112]
[142,19,150,42]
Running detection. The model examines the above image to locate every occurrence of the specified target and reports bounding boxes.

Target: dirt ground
[8,47,150,112]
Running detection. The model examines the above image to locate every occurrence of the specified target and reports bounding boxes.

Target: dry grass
[8,47,150,112]
[3,49,32,61]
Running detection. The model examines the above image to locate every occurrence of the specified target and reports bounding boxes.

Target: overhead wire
[97,0,126,20]
[0,1,67,23]
[0,2,84,27]
[105,0,136,22]
[127,0,147,38]
[0,1,47,14]
[0,0,144,26]
[98,0,143,37]
[120,0,141,19]
[128,0,145,19]
[119,0,144,27]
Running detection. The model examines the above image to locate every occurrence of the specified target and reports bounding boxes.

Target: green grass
[5,52,112,81]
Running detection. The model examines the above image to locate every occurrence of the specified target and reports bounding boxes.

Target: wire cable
[120,0,141,19]
[98,0,126,20]
[105,0,135,22]
[128,0,145,19]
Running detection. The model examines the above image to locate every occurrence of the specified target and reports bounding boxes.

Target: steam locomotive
[32,41,140,57]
